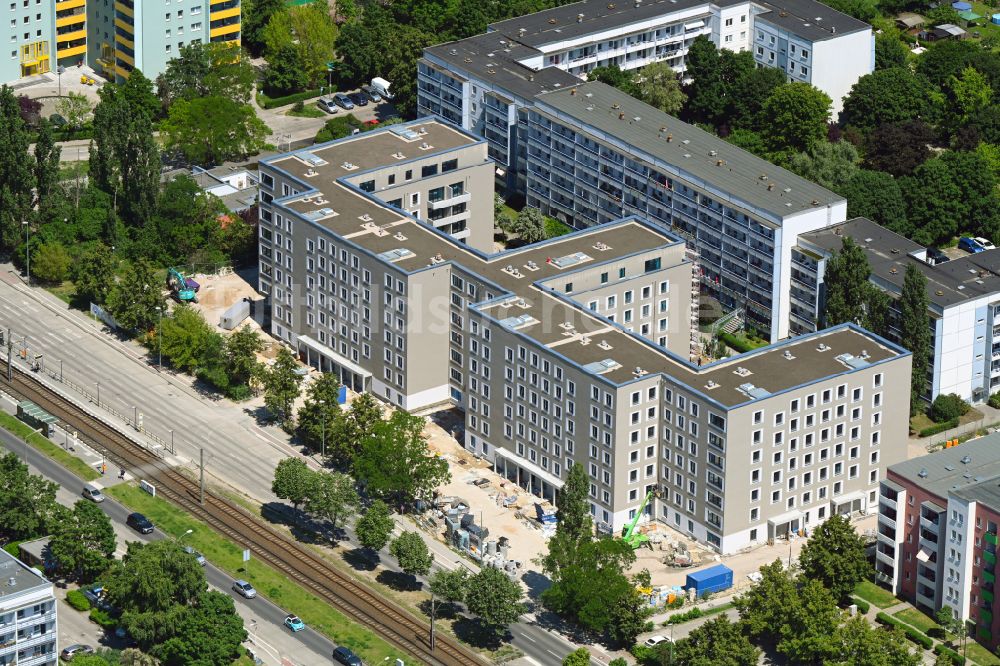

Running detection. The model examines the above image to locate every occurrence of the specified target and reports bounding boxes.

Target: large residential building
[878,434,1000,651]
[0,548,58,666]
[793,217,1000,404]
[0,0,87,81]
[417,0,870,161]
[257,118,912,553]
[85,0,241,81]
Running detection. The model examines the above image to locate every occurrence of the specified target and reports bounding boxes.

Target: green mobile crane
[621,490,653,549]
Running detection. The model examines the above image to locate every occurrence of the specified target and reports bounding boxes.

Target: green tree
[104,540,207,648]
[355,499,395,554]
[30,241,72,283]
[243,0,286,56]
[901,263,931,412]
[673,615,760,666]
[33,118,60,210]
[759,82,831,155]
[725,128,769,157]
[262,346,302,426]
[263,3,338,88]
[831,615,919,666]
[151,590,246,666]
[0,85,34,254]
[72,243,116,305]
[49,500,116,583]
[930,393,969,422]
[296,373,344,458]
[728,65,787,130]
[510,207,546,244]
[587,65,635,92]
[120,69,161,120]
[56,92,92,130]
[875,31,909,70]
[822,237,873,328]
[840,68,935,135]
[120,648,160,666]
[798,514,869,602]
[0,452,61,542]
[264,43,311,96]
[916,39,985,88]
[332,392,383,464]
[542,463,592,578]
[683,36,727,124]
[271,457,313,511]
[305,470,359,533]
[156,305,221,374]
[562,648,591,666]
[429,567,469,607]
[633,62,686,115]
[162,97,269,165]
[936,607,966,641]
[223,325,263,389]
[353,410,450,510]
[787,141,859,193]
[863,120,934,177]
[156,42,255,106]
[950,66,993,124]
[840,171,907,233]
[465,567,525,638]
[389,531,433,584]
[776,578,841,663]
[734,560,799,639]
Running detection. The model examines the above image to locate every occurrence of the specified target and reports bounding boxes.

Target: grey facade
[0,549,58,666]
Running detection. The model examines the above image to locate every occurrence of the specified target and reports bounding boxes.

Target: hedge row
[257,88,329,109]
[918,418,960,438]
[665,606,704,625]
[89,607,117,630]
[851,597,870,615]
[719,331,767,354]
[66,590,91,611]
[875,612,934,650]
[933,644,966,665]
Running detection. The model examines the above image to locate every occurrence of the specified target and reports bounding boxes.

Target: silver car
[232,579,256,599]
[316,98,338,114]
[184,546,206,566]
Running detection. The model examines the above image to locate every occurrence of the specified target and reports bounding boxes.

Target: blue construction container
[685,564,734,596]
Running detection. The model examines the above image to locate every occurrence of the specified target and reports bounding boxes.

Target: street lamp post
[156,306,163,370]
[319,399,327,459]
[95,381,100,407]
[22,220,29,282]
[429,593,436,651]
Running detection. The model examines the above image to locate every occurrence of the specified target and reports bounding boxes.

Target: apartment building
[85,0,240,81]
[0,0,87,82]
[258,118,912,553]
[0,549,58,666]
[524,81,845,340]
[878,434,1000,651]
[794,217,1000,405]
[417,0,870,173]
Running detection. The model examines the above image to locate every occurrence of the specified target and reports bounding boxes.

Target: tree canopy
[797,515,869,602]
[49,500,116,582]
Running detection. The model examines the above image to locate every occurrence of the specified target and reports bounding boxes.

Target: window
[421,164,438,177]
[442,158,458,172]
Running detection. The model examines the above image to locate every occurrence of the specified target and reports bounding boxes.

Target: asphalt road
[0,425,335,666]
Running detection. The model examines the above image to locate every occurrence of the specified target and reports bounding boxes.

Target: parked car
[284,614,305,632]
[82,484,104,503]
[232,579,257,599]
[60,645,95,661]
[349,92,369,107]
[926,247,949,265]
[126,512,153,534]
[316,98,339,114]
[644,635,673,648]
[959,237,988,253]
[361,85,382,103]
[333,93,354,110]
[975,236,997,251]
[332,646,364,666]
[184,546,206,566]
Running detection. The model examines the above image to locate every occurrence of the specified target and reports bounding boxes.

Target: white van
[370,77,393,100]
[82,484,104,503]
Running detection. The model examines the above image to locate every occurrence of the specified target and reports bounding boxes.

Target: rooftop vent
[632,366,648,377]
[583,358,621,374]
[738,382,771,399]
[548,18,558,23]
[709,150,718,156]
[783,350,795,360]
[760,174,768,181]
[936,290,944,296]
[962,455,972,464]
[817,342,830,352]
[918,468,928,478]
[450,48,458,55]
[577,13,585,21]
[341,161,357,170]
[733,366,752,377]
[608,2,616,7]
[705,380,719,389]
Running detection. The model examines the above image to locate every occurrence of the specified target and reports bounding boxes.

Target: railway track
[1,361,485,666]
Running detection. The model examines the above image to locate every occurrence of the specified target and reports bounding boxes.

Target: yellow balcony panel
[57,43,87,58]
[116,50,134,66]
[210,0,235,5]
[55,13,86,27]
[57,29,87,43]
[114,18,134,34]
[209,23,241,38]
[114,2,134,18]
[56,0,86,9]
[210,6,241,20]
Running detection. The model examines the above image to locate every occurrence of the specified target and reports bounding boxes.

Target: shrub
[933,644,966,665]
[719,331,767,354]
[629,644,654,663]
[930,393,971,422]
[989,391,1000,409]
[89,607,117,630]
[918,418,959,438]
[876,612,933,649]
[66,590,91,611]
[2,541,22,558]
[851,597,870,614]
[665,606,704,625]
[256,88,326,110]
[292,100,305,113]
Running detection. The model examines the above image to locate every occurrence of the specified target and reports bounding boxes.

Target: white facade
[0,551,58,666]
[943,495,979,623]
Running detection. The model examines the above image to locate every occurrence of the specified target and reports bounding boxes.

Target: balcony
[984,589,995,604]
[876,548,895,567]
[985,569,996,584]
[921,515,941,533]
[987,532,998,547]
[879,493,898,511]
[986,550,997,567]
[916,589,937,610]
[878,513,897,531]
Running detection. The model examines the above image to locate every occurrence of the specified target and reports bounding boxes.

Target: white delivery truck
[370,77,393,100]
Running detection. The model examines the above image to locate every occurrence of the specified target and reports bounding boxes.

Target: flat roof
[0,548,50,604]
[263,121,901,407]
[423,33,579,101]
[488,0,739,48]
[754,0,870,41]
[889,433,1000,506]
[532,82,844,220]
[800,218,1000,309]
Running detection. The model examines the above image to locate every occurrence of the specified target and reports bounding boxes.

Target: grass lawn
[966,640,1000,665]
[105,483,409,665]
[287,105,325,118]
[44,280,77,306]
[0,412,99,481]
[893,607,939,635]
[910,412,935,433]
[853,580,898,609]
